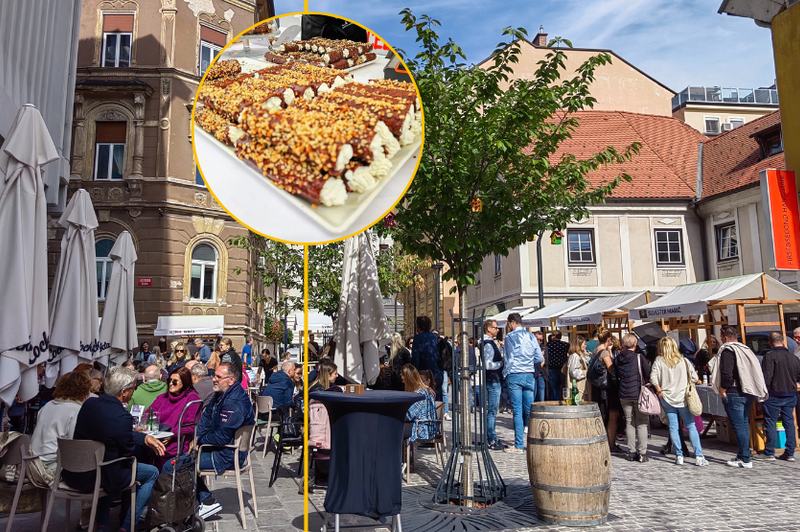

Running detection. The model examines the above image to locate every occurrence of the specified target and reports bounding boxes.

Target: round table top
[309,389,423,405]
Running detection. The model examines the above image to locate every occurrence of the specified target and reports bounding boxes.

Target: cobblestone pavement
[4,409,799,532]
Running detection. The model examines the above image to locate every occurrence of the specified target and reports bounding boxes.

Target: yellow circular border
[191,11,425,246]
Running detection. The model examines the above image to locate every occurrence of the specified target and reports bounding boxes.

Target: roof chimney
[533,25,547,47]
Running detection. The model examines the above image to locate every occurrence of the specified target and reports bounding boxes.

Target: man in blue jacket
[411,315,443,400]
[193,338,211,364]
[164,361,254,519]
[262,360,297,407]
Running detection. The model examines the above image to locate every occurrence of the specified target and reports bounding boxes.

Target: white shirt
[30,399,83,470]
[650,356,698,408]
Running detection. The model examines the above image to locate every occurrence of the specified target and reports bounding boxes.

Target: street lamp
[281,286,290,358]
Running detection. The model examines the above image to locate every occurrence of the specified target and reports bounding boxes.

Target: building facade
[55,0,268,352]
[672,85,779,136]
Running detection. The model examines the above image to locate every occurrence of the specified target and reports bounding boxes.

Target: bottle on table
[571,377,580,406]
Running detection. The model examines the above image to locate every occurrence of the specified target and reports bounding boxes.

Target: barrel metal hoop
[538,515,608,527]
[533,482,611,493]
[539,509,610,517]
[530,412,600,419]
[527,435,608,446]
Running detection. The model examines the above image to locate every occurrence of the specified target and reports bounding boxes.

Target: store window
[190,243,218,301]
[716,223,738,262]
[94,122,126,180]
[199,26,226,76]
[567,229,595,265]
[102,14,133,67]
[494,254,502,276]
[96,238,115,300]
[654,229,684,266]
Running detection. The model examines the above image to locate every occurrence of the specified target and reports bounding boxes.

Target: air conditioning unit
[722,123,734,131]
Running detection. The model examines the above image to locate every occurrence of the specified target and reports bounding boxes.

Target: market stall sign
[760,169,800,270]
[137,277,152,287]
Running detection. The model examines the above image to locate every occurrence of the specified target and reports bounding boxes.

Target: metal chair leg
[392,514,402,532]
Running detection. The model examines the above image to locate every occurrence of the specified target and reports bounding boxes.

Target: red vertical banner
[367,31,390,51]
[761,169,800,270]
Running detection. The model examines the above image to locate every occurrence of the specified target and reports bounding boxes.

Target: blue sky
[276,0,776,93]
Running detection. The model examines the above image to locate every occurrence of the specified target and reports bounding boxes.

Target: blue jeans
[506,373,535,449]
[486,380,502,442]
[763,394,797,457]
[723,392,755,463]
[442,372,450,413]
[95,463,159,531]
[661,400,703,458]
[548,368,563,401]
[535,375,546,402]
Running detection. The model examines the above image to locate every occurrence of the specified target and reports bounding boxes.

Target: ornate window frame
[95,1,140,67]
[183,234,229,304]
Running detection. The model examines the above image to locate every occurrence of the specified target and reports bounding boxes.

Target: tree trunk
[458,285,473,506]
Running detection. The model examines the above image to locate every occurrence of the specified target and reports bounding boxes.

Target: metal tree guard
[434,309,506,506]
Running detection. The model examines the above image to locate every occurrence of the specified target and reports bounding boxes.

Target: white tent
[98,232,138,365]
[487,306,537,328]
[47,189,100,384]
[291,310,333,334]
[0,105,59,405]
[333,232,392,385]
[628,273,800,321]
[521,300,589,328]
[154,315,225,337]
[556,291,649,327]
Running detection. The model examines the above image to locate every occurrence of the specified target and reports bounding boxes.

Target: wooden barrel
[526,401,610,527]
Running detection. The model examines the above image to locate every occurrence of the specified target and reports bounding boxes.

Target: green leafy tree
[376,244,431,297]
[307,242,344,318]
[386,10,641,504]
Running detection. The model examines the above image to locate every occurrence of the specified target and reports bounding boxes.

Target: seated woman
[309,360,339,394]
[401,364,437,445]
[308,361,340,451]
[144,366,200,470]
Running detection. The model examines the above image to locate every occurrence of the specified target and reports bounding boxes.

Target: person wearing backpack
[616,334,652,462]
[482,319,506,450]
[589,329,623,454]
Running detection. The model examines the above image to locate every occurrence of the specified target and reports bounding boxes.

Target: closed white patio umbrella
[98,231,138,366]
[333,232,392,384]
[47,189,100,385]
[0,105,59,405]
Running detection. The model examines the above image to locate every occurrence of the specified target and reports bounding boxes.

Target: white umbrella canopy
[333,232,393,385]
[46,189,100,385]
[98,231,138,366]
[0,105,59,405]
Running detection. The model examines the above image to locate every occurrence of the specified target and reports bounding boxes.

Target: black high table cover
[309,390,423,518]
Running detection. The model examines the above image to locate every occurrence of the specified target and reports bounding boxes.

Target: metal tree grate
[433,309,506,507]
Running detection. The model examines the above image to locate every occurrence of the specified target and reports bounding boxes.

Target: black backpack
[587,352,609,390]
[439,340,453,373]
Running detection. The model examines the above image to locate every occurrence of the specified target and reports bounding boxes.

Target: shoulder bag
[684,358,703,416]
[587,351,609,390]
[637,355,660,415]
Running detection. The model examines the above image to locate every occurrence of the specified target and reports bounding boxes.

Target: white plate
[194,126,420,238]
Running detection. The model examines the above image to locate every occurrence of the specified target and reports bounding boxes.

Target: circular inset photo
[192,13,424,244]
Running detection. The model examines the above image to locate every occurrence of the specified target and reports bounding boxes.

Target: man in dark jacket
[262,360,297,407]
[165,361,255,519]
[64,367,164,532]
[411,316,443,400]
[756,332,800,461]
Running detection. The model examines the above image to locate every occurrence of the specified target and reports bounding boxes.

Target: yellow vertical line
[305,0,309,13]
[303,245,309,531]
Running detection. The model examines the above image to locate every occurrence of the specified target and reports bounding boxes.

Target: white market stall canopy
[292,310,333,333]
[556,291,650,328]
[154,315,224,337]
[522,300,589,328]
[628,273,800,321]
[488,306,537,328]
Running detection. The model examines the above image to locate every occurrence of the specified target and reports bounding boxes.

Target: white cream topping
[319,178,347,207]
[303,87,315,100]
[331,76,347,89]
[369,156,392,178]
[400,128,415,146]
[283,89,294,105]
[228,126,246,145]
[346,166,376,193]
[336,144,353,171]
[410,118,422,137]
[384,136,401,158]
[317,83,331,94]
[369,133,384,160]
[262,97,282,111]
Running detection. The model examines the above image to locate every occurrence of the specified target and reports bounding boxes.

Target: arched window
[96,238,115,300]
[190,243,218,301]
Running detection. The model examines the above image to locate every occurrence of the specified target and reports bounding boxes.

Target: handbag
[147,454,196,525]
[587,351,609,390]
[684,358,703,416]
[636,354,660,415]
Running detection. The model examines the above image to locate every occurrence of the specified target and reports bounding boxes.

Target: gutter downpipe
[690,142,710,282]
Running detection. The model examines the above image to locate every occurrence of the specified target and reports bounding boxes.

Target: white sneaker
[675,456,684,465]
[695,456,709,467]
[726,459,753,468]
[198,502,222,520]
[524,426,528,434]
[401,462,407,474]
[444,412,452,421]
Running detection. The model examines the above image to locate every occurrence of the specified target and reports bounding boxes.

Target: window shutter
[104,14,134,32]
[96,122,127,143]
[200,25,227,47]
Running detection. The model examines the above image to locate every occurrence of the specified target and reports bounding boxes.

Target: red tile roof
[543,111,706,199]
[701,110,783,200]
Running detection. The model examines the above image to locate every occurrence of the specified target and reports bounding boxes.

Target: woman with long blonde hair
[401,364,437,444]
[386,332,412,391]
[650,336,706,466]
[566,335,591,403]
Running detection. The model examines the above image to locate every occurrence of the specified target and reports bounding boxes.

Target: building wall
[488,42,674,116]
[676,104,778,136]
[772,4,800,173]
[399,264,459,340]
[54,0,264,354]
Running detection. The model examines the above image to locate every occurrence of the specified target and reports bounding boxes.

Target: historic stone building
[55,0,268,352]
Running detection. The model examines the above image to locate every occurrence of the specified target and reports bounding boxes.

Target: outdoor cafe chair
[196,424,257,530]
[403,401,446,483]
[268,405,304,488]
[42,438,136,532]
[0,433,47,532]
[254,396,280,458]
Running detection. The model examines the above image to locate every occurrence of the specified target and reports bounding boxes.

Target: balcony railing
[672,86,779,110]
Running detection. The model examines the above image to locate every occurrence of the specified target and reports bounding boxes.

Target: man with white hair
[261,360,297,408]
[186,360,215,405]
[63,367,165,532]
[129,365,167,411]
[194,338,211,364]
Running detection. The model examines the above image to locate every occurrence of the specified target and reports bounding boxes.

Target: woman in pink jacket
[144,366,200,469]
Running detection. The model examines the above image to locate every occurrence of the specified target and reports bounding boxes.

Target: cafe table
[309,390,423,532]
